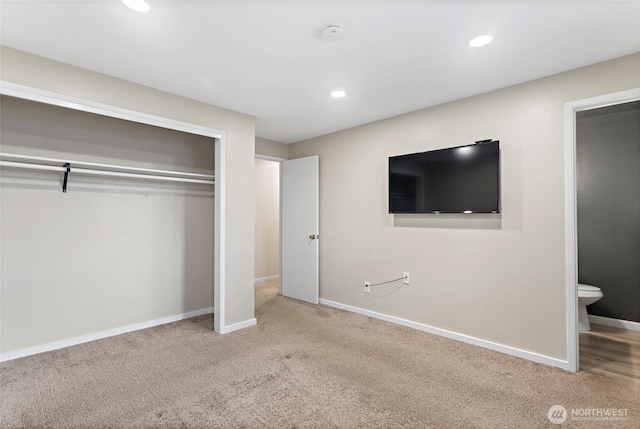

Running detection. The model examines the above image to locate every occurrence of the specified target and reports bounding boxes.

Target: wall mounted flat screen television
[389,140,500,214]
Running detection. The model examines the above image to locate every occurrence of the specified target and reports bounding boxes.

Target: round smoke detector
[322,24,344,40]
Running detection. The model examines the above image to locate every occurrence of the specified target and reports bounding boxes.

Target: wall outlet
[403,272,410,285]
[364,281,371,293]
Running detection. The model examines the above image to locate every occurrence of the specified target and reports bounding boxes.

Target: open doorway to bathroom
[574,99,640,380]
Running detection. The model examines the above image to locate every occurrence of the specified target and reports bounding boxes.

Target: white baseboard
[221,318,257,334]
[0,307,214,363]
[589,314,640,331]
[254,275,279,283]
[319,299,568,371]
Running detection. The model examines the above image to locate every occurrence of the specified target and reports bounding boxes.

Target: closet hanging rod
[0,161,215,185]
[0,152,214,181]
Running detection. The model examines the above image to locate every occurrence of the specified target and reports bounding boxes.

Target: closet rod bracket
[62,163,70,193]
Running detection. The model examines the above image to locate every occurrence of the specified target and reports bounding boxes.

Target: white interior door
[280,155,319,304]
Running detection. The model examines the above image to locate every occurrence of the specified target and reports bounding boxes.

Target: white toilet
[578,284,603,331]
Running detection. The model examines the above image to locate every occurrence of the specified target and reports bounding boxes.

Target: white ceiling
[1,1,639,143]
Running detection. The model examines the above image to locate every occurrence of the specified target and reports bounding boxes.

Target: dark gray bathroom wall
[577,100,640,323]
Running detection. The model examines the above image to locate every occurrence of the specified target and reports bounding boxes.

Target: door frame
[0,81,228,333]
[255,153,319,299]
[255,154,286,292]
[563,87,640,372]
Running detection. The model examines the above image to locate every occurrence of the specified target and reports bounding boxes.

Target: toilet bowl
[578,284,603,331]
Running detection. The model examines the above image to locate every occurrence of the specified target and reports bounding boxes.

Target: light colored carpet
[1,281,638,428]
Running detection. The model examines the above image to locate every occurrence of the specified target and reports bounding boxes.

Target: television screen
[388,141,500,214]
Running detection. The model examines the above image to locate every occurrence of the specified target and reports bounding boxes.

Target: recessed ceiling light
[331,90,346,98]
[122,0,150,12]
[468,35,492,47]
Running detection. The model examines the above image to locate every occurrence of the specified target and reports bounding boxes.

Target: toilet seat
[578,284,603,299]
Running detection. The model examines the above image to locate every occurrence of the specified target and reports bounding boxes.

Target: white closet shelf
[0,152,215,189]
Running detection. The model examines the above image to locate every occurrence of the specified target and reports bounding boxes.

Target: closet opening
[0,86,224,361]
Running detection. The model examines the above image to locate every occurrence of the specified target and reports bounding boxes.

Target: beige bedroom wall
[256,136,289,160]
[289,53,640,361]
[0,46,256,349]
[254,159,280,280]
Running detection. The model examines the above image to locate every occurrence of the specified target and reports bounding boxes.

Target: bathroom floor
[579,324,640,382]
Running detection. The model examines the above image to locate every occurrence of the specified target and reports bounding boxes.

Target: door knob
[309,234,316,240]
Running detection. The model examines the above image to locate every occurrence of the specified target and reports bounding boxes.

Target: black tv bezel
[388,140,501,215]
